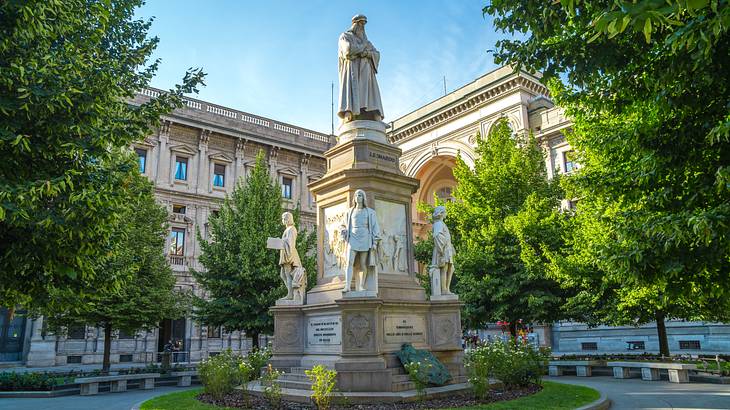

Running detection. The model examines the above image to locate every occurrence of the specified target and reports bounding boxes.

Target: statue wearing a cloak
[338,14,384,122]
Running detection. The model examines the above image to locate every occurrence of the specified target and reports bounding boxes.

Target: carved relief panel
[322,202,349,278]
[373,199,408,274]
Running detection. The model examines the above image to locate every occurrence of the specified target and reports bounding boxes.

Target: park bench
[74,373,161,395]
[548,360,606,377]
[607,361,697,383]
[169,370,197,387]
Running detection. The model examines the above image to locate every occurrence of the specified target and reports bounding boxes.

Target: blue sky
[137,1,505,134]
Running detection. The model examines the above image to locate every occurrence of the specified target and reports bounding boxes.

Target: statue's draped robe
[338,30,384,119]
[431,220,454,267]
[279,226,302,267]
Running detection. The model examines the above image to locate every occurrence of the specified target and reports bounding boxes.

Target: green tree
[0,0,204,308]
[194,150,316,348]
[485,1,730,355]
[44,158,186,372]
[449,121,568,335]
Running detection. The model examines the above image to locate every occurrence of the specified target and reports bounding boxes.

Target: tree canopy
[44,157,186,371]
[0,0,204,308]
[485,0,730,353]
[448,121,569,334]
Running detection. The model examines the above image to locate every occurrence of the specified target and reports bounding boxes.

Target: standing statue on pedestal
[430,206,455,297]
[342,189,380,293]
[338,14,384,123]
[278,212,306,303]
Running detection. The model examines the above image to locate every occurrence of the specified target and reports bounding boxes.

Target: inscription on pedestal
[384,315,426,344]
[307,315,342,346]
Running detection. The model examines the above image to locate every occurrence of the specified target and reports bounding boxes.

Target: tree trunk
[656,312,670,357]
[251,331,259,349]
[102,324,112,373]
[508,321,517,339]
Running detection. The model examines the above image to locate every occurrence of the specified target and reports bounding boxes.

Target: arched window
[435,186,455,203]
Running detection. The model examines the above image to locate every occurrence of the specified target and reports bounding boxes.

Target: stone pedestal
[270,120,464,392]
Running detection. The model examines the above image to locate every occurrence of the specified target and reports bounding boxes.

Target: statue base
[430,294,459,301]
[270,296,465,392]
[337,120,388,145]
[275,298,303,306]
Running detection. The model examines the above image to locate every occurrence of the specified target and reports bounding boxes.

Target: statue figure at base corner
[431,206,455,297]
[278,211,302,301]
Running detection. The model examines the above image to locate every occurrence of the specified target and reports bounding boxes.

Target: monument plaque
[307,315,342,346]
[384,315,426,344]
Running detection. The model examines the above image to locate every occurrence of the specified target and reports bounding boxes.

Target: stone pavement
[0,385,197,410]
[549,375,730,409]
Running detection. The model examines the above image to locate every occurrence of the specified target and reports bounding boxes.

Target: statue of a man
[337,14,384,123]
[279,212,302,300]
[431,206,455,296]
[341,189,380,292]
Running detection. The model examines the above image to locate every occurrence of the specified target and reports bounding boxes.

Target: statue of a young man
[431,206,455,296]
[341,189,380,292]
[278,212,302,300]
[337,14,384,123]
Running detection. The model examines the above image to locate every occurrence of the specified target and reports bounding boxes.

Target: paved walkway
[0,386,198,410]
[549,375,730,409]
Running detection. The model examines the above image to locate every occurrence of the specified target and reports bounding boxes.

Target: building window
[435,187,454,203]
[213,164,225,187]
[119,354,133,363]
[563,150,577,173]
[170,228,185,256]
[135,148,147,173]
[626,341,645,350]
[67,325,86,339]
[282,177,293,199]
[172,205,186,215]
[118,330,135,339]
[175,157,188,180]
[67,355,82,364]
[207,326,221,338]
[581,342,598,351]
[679,340,701,350]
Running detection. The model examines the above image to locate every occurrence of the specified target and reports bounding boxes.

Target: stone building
[5,89,334,368]
[387,65,730,356]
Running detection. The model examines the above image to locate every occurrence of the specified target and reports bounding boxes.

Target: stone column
[300,154,310,211]
[196,130,210,194]
[25,317,57,367]
[234,139,246,185]
[157,121,171,186]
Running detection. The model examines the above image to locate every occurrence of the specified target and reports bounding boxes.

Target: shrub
[262,364,282,408]
[403,360,431,401]
[197,349,246,400]
[465,340,549,393]
[246,346,272,380]
[305,365,338,410]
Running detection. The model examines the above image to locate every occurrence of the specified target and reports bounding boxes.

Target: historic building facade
[8,90,334,368]
[387,65,730,355]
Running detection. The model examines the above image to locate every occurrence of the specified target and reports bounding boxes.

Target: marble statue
[430,206,455,296]
[342,189,380,292]
[278,212,303,301]
[337,14,384,123]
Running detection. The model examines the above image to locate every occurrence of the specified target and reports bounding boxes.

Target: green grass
[140,388,237,410]
[445,381,600,410]
[141,382,600,410]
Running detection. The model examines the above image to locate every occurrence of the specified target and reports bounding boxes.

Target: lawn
[446,381,600,410]
[141,382,600,410]
[140,388,236,410]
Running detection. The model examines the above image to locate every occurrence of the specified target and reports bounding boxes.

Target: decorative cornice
[388,76,548,144]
